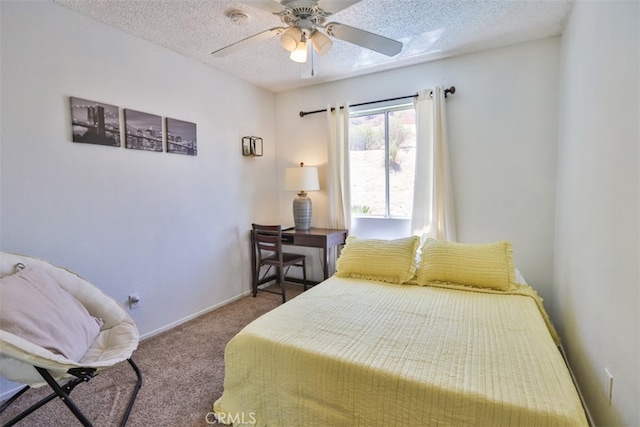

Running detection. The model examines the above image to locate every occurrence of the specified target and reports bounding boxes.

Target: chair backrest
[252,224,283,264]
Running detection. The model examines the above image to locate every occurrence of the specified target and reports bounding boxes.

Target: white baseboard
[559,344,595,427]
[0,382,24,402]
[139,290,252,341]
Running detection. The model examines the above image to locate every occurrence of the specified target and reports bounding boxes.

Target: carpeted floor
[0,284,303,427]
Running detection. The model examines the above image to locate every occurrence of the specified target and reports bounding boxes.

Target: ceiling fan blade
[241,1,285,14]
[317,0,361,14]
[211,27,285,57]
[243,0,360,15]
[326,23,403,57]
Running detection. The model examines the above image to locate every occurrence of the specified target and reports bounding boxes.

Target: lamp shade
[289,40,308,63]
[285,166,319,192]
[310,31,333,55]
[280,27,302,52]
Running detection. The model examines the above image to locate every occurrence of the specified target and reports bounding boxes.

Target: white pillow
[0,266,103,362]
[514,268,527,285]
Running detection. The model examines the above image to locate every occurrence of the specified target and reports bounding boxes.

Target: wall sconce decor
[242,136,263,157]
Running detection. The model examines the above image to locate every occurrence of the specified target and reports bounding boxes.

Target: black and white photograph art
[124,109,163,152]
[70,97,121,146]
[166,117,197,156]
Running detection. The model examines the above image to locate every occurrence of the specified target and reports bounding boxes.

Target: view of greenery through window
[349,105,416,217]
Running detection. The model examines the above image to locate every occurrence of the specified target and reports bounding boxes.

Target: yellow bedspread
[214,277,587,426]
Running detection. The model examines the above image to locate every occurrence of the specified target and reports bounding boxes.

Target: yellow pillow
[336,236,420,284]
[415,239,517,291]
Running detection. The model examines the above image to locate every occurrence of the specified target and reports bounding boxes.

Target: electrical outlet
[128,294,140,310]
[603,368,613,405]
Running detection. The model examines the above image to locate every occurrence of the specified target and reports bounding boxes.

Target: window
[349,103,416,218]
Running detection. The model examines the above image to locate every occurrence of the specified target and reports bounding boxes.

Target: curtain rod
[299,86,456,117]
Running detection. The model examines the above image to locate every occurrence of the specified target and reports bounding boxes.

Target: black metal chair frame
[252,224,308,303]
[0,358,142,427]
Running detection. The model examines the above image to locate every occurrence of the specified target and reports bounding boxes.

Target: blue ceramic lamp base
[292,192,312,230]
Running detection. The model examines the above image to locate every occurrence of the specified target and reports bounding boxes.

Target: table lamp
[284,162,320,230]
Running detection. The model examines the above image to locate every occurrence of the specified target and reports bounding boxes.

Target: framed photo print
[70,97,121,147]
[124,109,163,152]
[166,117,197,156]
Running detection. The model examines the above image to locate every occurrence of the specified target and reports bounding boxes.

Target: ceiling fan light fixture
[211,1,404,76]
[310,30,333,55]
[289,39,308,63]
[280,27,302,52]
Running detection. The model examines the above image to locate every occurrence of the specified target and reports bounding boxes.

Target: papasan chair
[0,251,142,426]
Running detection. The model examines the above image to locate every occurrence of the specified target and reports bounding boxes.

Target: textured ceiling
[54,0,574,93]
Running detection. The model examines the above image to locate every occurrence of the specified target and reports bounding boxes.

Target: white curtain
[326,103,351,230]
[411,87,457,242]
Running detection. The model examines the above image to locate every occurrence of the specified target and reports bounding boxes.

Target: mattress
[214,276,588,426]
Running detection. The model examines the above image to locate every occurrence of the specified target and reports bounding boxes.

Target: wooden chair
[251,224,308,303]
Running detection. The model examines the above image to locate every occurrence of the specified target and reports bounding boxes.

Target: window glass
[349,104,415,218]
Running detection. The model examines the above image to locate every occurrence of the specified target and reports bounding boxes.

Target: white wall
[554,1,639,425]
[5,3,637,423]
[275,39,561,299]
[1,1,278,395]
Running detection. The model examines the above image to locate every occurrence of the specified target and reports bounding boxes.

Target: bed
[213,237,588,426]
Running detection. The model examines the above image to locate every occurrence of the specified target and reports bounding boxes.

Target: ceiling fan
[211,0,403,71]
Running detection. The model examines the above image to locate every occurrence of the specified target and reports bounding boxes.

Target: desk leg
[322,245,329,280]
[250,232,257,296]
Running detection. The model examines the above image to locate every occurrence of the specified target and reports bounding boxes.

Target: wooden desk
[250,227,348,290]
[281,228,348,280]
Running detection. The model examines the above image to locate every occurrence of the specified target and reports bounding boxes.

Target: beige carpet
[0,284,303,427]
